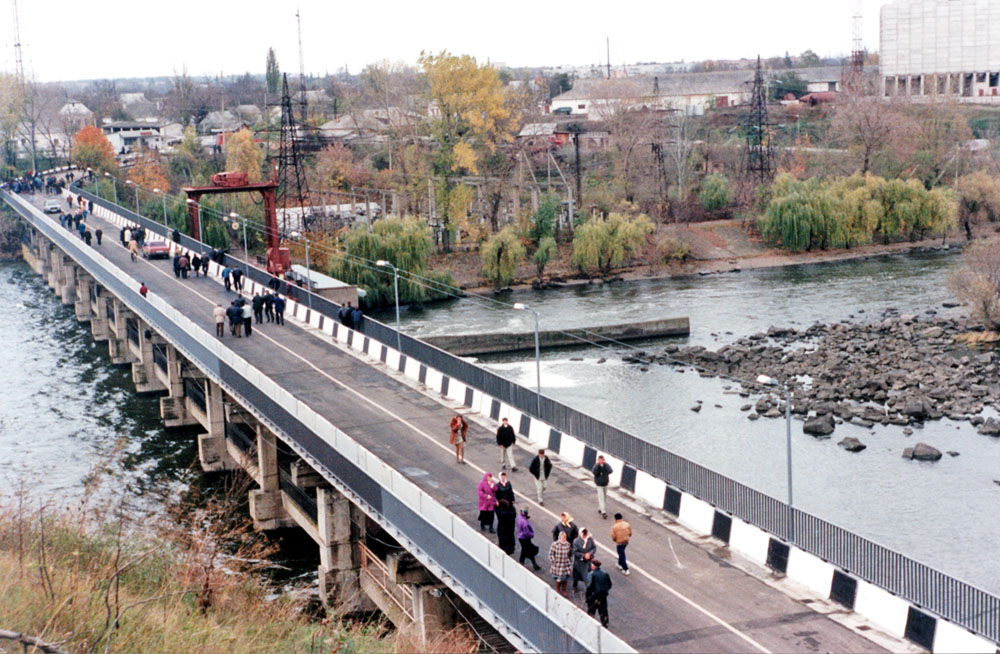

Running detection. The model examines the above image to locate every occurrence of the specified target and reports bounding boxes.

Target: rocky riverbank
[623,307,1000,454]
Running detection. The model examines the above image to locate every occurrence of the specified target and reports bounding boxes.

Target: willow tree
[480,226,525,289]
[571,212,654,276]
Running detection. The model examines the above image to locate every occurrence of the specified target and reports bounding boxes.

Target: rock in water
[803,413,836,437]
[902,443,943,461]
[838,437,867,452]
[977,418,1000,436]
[690,405,701,413]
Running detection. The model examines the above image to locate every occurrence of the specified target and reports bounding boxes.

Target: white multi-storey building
[881,0,1000,100]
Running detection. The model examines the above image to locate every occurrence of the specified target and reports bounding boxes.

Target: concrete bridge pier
[195,380,236,471]
[74,274,93,324]
[316,486,369,613]
[56,256,77,305]
[129,321,166,394]
[89,284,110,342]
[106,299,135,365]
[248,425,292,531]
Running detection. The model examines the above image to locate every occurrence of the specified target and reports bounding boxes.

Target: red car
[142,240,170,259]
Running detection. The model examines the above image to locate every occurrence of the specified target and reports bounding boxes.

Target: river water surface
[379,251,1000,593]
[4,250,999,594]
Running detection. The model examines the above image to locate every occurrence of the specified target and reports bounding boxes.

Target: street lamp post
[757,374,795,544]
[186,199,203,246]
[231,212,248,275]
[513,302,542,416]
[105,172,117,205]
[376,260,401,353]
[153,188,168,233]
[125,180,138,215]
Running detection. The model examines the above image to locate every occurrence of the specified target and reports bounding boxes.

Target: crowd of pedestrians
[462,415,633,629]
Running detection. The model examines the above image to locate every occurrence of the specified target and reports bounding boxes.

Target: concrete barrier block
[558,435,586,467]
[363,451,394,490]
[453,522,489,566]
[335,430,360,466]
[384,348,399,370]
[390,472,421,511]
[633,471,666,508]
[321,318,335,337]
[424,368,443,391]
[446,379,465,403]
[728,518,770,566]
[854,580,909,637]
[419,494,453,538]
[527,417,550,446]
[502,555,530,599]
[933,620,996,653]
[677,493,715,536]
[786,548,835,598]
[487,543,506,578]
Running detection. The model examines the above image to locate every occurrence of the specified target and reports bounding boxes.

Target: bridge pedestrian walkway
[41,196,903,653]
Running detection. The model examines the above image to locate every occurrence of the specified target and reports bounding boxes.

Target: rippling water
[380,251,1000,592]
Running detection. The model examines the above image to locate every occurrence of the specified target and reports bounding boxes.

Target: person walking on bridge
[252,293,264,324]
[128,238,139,262]
[571,528,597,593]
[529,449,552,505]
[585,560,612,628]
[516,508,541,570]
[549,531,572,597]
[222,266,232,291]
[477,472,497,533]
[242,302,253,337]
[226,302,242,337]
[592,455,613,519]
[95,228,102,246]
[496,417,517,471]
[200,254,209,276]
[552,512,578,544]
[273,294,286,325]
[213,304,226,337]
[496,498,517,555]
[611,513,632,576]
[263,291,275,323]
[232,267,244,292]
[191,253,201,277]
[178,253,190,279]
[449,413,468,463]
[495,471,514,507]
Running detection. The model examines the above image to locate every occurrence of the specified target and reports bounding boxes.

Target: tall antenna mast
[11,0,25,88]
[742,56,774,187]
[850,0,864,84]
[606,37,611,80]
[296,7,306,93]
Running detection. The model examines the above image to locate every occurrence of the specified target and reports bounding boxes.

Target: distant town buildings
[101,121,182,154]
[881,0,1000,100]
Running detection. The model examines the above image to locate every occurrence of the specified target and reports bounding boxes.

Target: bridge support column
[107,300,134,365]
[248,426,289,530]
[316,487,368,613]
[89,285,109,341]
[131,322,166,393]
[197,380,236,471]
[44,245,60,291]
[74,274,93,323]
[57,256,76,305]
[160,350,199,428]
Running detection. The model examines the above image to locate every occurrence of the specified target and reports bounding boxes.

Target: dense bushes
[757,174,957,253]
[481,226,526,289]
[698,174,731,212]
[571,212,654,276]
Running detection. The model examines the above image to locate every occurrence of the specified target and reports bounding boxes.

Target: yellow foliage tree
[224,128,264,182]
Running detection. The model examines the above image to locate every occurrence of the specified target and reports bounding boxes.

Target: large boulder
[838,437,867,452]
[977,418,1000,437]
[803,413,836,438]
[902,443,943,461]
[900,400,930,421]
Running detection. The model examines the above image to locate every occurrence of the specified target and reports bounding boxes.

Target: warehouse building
[881,0,1000,100]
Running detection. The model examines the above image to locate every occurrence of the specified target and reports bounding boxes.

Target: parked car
[43,199,61,214]
[142,240,170,259]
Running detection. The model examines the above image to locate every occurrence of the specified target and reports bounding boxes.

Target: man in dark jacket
[529,449,553,505]
[273,294,286,325]
[263,291,275,322]
[585,560,612,627]
[231,267,243,292]
[494,471,515,506]
[251,293,264,324]
[338,301,353,329]
[593,455,613,519]
[496,417,517,471]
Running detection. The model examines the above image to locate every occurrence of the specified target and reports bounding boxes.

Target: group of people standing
[214,291,286,338]
[173,252,208,279]
[460,414,632,628]
[60,210,100,247]
[120,224,145,262]
[337,301,364,332]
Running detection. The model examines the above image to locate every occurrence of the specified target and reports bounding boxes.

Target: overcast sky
[2,0,890,83]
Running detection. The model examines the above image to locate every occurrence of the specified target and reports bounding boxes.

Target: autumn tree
[829,87,916,175]
[950,240,1000,328]
[420,51,518,247]
[595,81,663,205]
[954,171,1000,239]
[225,128,264,182]
[0,73,24,171]
[266,48,281,95]
[910,100,973,186]
[534,236,557,282]
[71,125,115,173]
[480,226,525,289]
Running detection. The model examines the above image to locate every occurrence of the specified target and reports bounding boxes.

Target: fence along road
[8,187,906,653]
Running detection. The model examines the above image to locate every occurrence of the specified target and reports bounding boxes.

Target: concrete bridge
[3,181,997,653]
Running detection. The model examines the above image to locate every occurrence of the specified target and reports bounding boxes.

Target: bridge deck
[31,195,900,653]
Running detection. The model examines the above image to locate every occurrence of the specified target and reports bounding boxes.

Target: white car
[43,199,62,214]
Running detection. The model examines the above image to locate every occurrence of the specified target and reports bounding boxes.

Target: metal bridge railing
[359,542,415,623]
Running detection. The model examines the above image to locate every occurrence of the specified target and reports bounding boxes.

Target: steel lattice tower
[275,73,311,234]
[743,57,774,187]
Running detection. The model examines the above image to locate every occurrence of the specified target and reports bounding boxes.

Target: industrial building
[881,0,1000,100]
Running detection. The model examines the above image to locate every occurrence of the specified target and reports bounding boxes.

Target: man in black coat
[592,455,613,519]
[529,449,553,505]
[251,293,264,324]
[496,417,517,471]
[585,560,613,627]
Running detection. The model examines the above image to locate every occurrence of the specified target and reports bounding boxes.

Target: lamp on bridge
[513,302,542,416]
[153,187,168,233]
[376,260,401,353]
[124,179,138,215]
[230,212,248,275]
[185,199,203,248]
[290,231,312,311]
[103,172,117,205]
[757,374,795,544]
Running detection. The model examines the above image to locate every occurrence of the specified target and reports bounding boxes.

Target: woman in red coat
[449,413,468,464]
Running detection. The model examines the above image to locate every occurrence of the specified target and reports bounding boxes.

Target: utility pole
[606,37,611,80]
[11,0,25,88]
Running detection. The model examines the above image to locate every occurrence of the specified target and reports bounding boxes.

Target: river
[378,251,1000,593]
[4,249,998,594]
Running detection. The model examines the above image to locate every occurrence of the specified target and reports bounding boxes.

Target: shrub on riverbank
[758,174,957,253]
[0,499,400,654]
[571,212,654,276]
